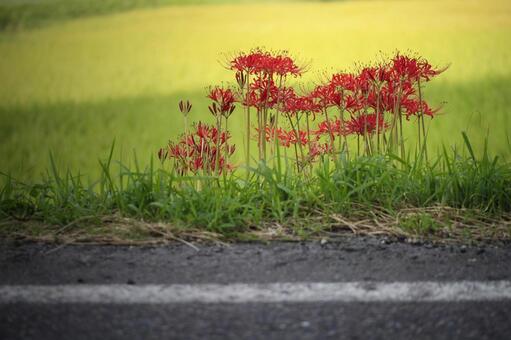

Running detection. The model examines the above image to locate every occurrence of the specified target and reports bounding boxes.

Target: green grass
[1,137,510,243]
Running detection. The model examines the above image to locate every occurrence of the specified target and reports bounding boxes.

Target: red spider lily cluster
[159,95,236,176]
[230,48,446,169]
[230,49,307,164]
[159,48,447,175]
[159,122,235,175]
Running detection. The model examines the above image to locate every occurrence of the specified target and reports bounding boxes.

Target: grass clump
[1,136,510,244]
[398,212,441,235]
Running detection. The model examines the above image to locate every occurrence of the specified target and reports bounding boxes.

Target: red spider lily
[390,54,446,82]
[208,86,236,117]
[278,86,298,106]
[346,113,387,135]
[401,98,440,119]
[310,84,338,108]
[271,54,303,77]
[245,76,279,110]
[355,68,375,94]
[264,127,289,147]
[308,141,333,160]
[287,129,309,146]
[168,143,187,158]
[230,48,304,77]
[263,126,309,147]
[274,134,332,164]
[159,122,235,175]
[314,118,347,137]
[280,88,321,116]
[417,60,448,81]
[331,67,392,114]
[391,54,422,81]
[309,83,360,112]
[366,80,415,113]
[331,72,358,92]
[356,65,390,84]
[230,49,267,74]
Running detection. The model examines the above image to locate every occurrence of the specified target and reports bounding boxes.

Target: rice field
[0,0,510,181]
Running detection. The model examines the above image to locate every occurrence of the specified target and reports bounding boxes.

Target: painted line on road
[1,281,511,304]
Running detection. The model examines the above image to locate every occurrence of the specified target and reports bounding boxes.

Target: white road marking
[1,281,511,304]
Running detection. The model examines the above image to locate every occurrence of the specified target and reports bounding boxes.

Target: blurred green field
[0,0,311,30]
[0,0,510,181]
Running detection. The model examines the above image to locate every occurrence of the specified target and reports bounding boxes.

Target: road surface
[1,237,510,339]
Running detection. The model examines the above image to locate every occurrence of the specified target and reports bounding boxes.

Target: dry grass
[3,206,510,246]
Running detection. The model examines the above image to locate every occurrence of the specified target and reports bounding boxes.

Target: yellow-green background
[0,0,510,180]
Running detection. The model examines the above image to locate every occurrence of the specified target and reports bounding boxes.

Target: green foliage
[1,136,510,238]
[399,212,441,235]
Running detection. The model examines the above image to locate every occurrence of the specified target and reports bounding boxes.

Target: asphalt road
[1,237,511,339]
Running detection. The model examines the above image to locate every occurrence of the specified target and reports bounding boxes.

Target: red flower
[288,129,309,146]
[331,72,358,92]
[245,76,279,110]
[264,126,309,147]
[310,82,359,112]
[264,127,289,147]
[271,54,303,77]
[390,53,446,83]
[230,48,304,77]
[401,98,440,119]
[310,84,337,108]
[281,88,321,116]
[159,122,235,175]
[346,113,387,135]
[208,86,236,117]
[230,49,266,74]
[314,118,347,137]
[308,141,332,160]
